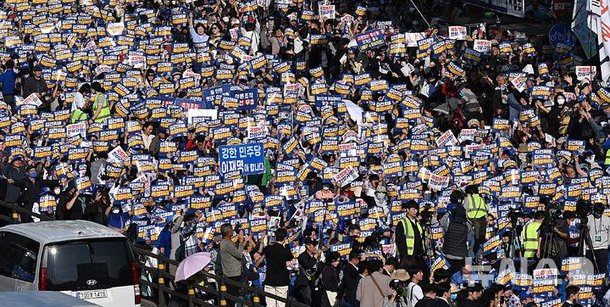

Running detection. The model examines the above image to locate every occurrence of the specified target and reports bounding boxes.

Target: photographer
[389,269,410,306]
[586,203,610,273]
[540,205,570,267]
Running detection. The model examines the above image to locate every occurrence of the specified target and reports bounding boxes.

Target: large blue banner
[218,143,265,175]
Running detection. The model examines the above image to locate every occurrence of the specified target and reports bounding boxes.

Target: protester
[317,251,341,307]
[263,228,294,307]
[338,250,362,307]
[356,259,394,307]
[0,60,17,110]
[295,238,321,305]
[219,222,249,307]
[442,205,469,275]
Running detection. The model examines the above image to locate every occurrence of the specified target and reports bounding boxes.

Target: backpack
[214,249,223,276]
[175,228,189,262]
[450,107,465,130]
[175,238,186,262]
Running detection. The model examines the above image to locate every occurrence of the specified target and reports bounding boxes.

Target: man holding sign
[22,66,49,111]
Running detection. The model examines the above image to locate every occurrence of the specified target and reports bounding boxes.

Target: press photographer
[586,203,610,273]
[539,202,569,267]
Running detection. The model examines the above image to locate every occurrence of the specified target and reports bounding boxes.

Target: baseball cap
[519,289,533,300]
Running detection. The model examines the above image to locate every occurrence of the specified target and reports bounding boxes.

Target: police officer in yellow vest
[522,211,544,259]
[464,185,488,254]
[605,148,610,166]
[90,82,110,124]
[396,200,425,268]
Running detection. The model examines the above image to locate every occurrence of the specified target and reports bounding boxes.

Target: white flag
[591,0,610,81]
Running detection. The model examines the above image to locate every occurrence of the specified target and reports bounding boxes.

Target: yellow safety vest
[70,109,88,123]
[605,148,610,165]
[401,217,423,256]
[466,194,488,219]
[93,93,110,123]
[523,220,541,258]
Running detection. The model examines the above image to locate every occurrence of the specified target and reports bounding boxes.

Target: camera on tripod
[576,199,593,219]
[540,202,563,233]
[389,279,408,292]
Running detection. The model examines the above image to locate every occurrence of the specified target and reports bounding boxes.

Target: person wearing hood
[442,205,469,276]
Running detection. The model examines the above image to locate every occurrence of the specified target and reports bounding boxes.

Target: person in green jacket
[247,158,272,192]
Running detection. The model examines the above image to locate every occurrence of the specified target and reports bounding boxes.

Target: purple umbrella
[174,252,212,282]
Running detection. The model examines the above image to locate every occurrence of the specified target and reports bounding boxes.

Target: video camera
[389,279,408,293]
[575,199,592,220]
[540,202,563,233]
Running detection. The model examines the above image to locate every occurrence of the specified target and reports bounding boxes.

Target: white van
[0,220,141,307]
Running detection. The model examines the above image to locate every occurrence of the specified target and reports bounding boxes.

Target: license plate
[78,290,108,299]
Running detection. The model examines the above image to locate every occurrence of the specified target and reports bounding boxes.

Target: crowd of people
[1,0,610,306]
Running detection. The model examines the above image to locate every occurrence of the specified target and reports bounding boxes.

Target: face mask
[451,293,458,301]
[29,172,37,179]
[557,98,565,105]
[112,208,120,214]
[53,188,61,195]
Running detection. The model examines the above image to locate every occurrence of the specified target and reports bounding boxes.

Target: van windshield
[45,239,133,291]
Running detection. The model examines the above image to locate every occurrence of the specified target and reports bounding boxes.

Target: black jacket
[22,75,48,98]
[396,218,424,260]
[339,262,360,304]
[320,264,339,292]
[14,177,58,222]
[262,243,294,286]
[296,251,319,288]
[442,220,469,259]
[416,297,448,307]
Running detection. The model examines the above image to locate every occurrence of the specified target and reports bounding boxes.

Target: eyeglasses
[212,26,219,30]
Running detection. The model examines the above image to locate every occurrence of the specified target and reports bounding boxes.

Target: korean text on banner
[319,4,335,19]
[107,146,129,165]
[355,29,386,51]
[218,143,265,175]
[334,167,359,187]
[448,26,468,40]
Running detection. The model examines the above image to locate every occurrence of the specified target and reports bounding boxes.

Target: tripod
[577,223,599,273]
[504,226,523,258]
[541,227,559,260]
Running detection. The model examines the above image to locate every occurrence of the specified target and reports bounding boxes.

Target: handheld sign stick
[409,0,431,29]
